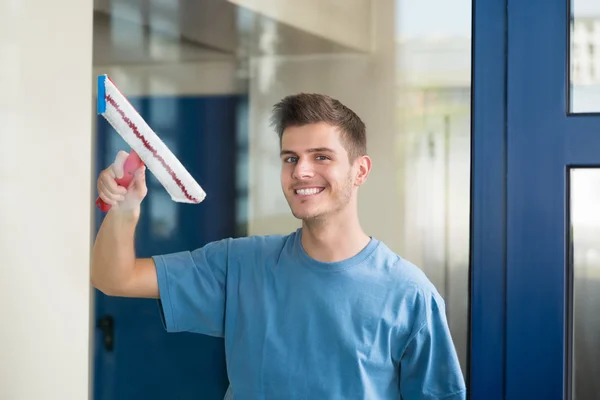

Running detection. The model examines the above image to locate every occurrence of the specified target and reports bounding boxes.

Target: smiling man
[91,93,467,400]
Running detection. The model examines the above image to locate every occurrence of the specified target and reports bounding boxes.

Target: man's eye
[316,156,329,161]
[284,157,298,163]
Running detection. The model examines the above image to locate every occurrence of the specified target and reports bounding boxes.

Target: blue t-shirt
[153,229,466,400]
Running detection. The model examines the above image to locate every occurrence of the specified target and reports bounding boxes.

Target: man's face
[280,122,368,221]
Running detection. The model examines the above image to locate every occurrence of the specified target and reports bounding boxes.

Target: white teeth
[296,188,322,195]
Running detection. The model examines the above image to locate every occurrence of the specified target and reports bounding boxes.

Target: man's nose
[293,159,314,179]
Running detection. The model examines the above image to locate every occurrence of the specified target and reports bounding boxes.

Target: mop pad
[95,75,206,211]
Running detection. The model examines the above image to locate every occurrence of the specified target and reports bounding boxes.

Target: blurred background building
[571,14,600,112]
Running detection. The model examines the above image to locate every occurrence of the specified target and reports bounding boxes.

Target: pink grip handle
[95,151,144,212]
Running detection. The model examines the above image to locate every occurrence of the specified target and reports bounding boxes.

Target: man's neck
[300,212,371,263]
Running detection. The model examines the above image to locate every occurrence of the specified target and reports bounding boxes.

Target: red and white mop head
[95,74,206,212]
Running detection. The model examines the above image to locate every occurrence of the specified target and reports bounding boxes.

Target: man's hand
[97,150,148,214]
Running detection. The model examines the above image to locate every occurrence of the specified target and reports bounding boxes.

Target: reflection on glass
[236,96,250,237]
[570,168,600,399]
[149,95,178,133]
[92,0,472,394]
[570,1,600,113]
[149,191,177,239]
[396,0,471,372]
[242,0,471,373]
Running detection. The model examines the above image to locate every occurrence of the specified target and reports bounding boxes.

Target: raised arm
[91,151,158,298]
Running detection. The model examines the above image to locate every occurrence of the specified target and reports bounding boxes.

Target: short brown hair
[270,93,367,161]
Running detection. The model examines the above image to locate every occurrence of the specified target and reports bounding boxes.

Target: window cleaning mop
[95,74,206,212]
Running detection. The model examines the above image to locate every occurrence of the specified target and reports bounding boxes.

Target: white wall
[0,1,94,399]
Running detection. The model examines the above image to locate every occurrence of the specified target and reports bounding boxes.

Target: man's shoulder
[371,240,441,299]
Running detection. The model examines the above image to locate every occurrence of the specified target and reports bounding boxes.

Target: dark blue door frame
[470,0,507,398]
[471,0,600,399]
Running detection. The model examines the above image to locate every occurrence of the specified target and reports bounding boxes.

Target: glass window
[239,0,471,374]
[93,0,472,394]
[398,0,472,371]
[569,1,600,113]
[569,168,600,399]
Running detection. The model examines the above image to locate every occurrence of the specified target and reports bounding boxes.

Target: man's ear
[354,155,372,186]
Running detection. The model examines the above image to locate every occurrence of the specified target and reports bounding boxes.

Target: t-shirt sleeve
[152,238,230,337]
[399,288,466,400]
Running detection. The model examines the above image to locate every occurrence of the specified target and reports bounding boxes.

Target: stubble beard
[291,173,355,225]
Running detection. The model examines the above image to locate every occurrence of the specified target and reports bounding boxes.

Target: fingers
[97,178,126,205]
[136,165,146,180]
[99,169,127,195]
[129,165,147,190]
[97,155,128,205]
[97,152,148,207]
[98,182,125,205]
[111,150,129,179]
[99,179,126,199]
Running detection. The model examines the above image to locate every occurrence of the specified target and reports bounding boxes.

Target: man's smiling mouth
[295,187,325,196]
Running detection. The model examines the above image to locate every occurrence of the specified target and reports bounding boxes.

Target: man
[92,93,466,399]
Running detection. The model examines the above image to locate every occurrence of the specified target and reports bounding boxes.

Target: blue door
[472,0,600,398]
[92,94,247,400]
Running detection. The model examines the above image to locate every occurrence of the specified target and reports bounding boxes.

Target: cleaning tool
[95,74,206,212]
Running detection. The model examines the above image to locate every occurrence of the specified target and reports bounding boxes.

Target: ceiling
[93,0,359,67]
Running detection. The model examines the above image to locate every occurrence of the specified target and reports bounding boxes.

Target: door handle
[97,315,114,352]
